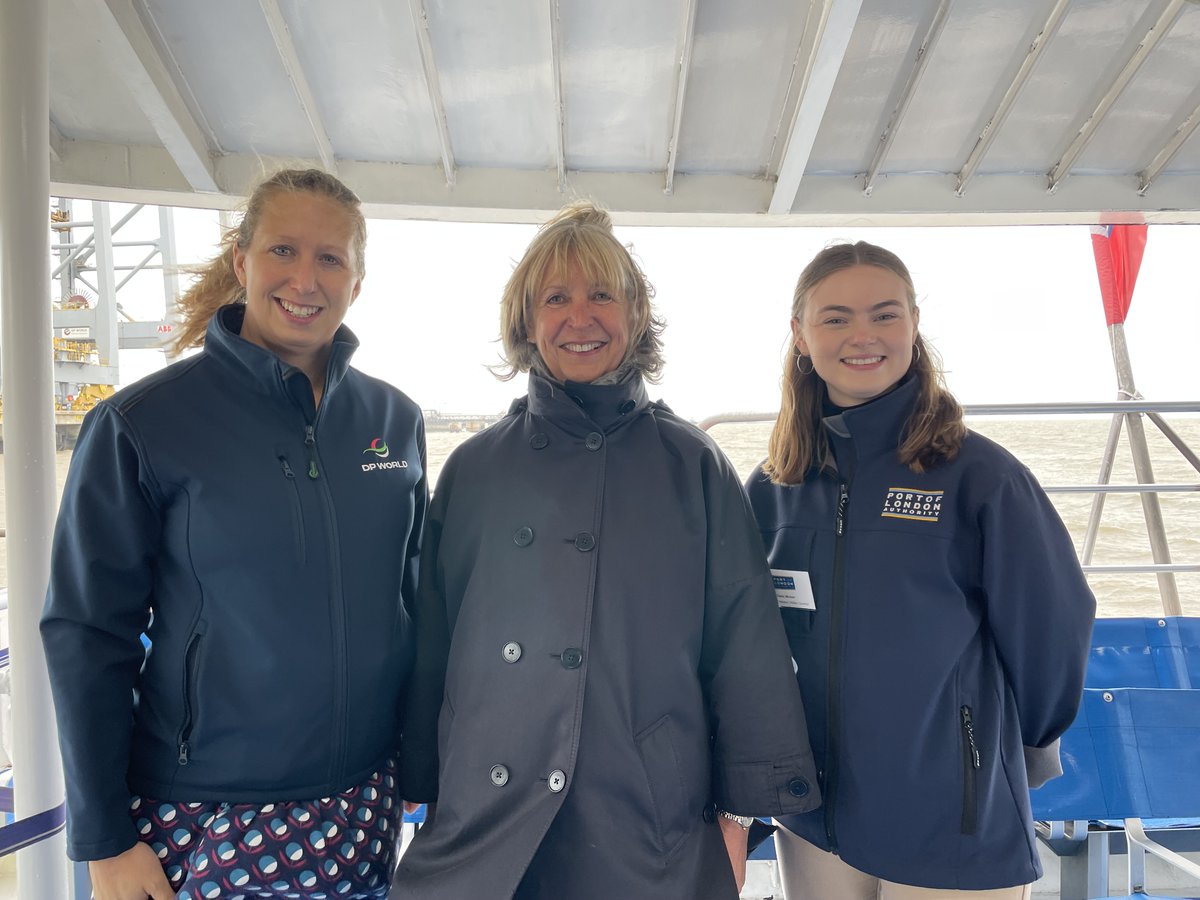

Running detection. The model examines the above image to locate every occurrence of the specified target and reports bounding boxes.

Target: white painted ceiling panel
[560,0,679,171]
[427,0,555,169]
[39,0,1200,223]
[674,0,809,175]
[275,1,444,164]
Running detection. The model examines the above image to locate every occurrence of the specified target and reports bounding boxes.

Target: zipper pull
[836,483,849,536]
[304,425,319,479]
[961,706,981,768]
[178,741,190,766]
[280,457,295,479]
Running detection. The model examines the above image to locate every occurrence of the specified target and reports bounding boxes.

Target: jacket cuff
[1024,740,1063,789]
[713,754,821,817]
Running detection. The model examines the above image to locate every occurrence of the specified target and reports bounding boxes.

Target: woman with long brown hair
[746,240,1095,899]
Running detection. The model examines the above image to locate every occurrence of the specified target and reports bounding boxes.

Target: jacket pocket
[176,621,207,767]
[960,705,980,835]
[278,455,307,563]
[636,715,689,860]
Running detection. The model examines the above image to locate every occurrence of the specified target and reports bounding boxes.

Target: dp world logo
[363,438,389,459]
[361,437,408,472]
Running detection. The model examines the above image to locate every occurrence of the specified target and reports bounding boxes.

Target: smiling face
[233,190,362,380]
[794,264,918,407]
[528,262,630,383]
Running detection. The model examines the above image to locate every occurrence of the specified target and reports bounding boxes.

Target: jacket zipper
[824,481,851,853]
[279,456,307,561]
[301,418,349,781]
[177,632,203,765]
[305,425,320,479]
[960,705,981,835]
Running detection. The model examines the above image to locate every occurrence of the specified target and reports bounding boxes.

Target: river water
[3,416,1198,617]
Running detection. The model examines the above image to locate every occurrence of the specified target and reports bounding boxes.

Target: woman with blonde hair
[43,168,426,899]
[393,201,819,899]
[746,240,1095,898]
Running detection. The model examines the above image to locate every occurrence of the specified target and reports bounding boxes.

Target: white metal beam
[548,0,566,192]
[863,0,952,196]
[258,0,337,174]
[77,0,218,193]
[1047,0,1187,193]
[407,0,456,187]
[768,0,863,215]
[48,142,1200,225]
[664,0,698,196]
[1138,98,1200,195]
[955,0,1070,195]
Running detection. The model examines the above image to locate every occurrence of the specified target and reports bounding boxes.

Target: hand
[718,815,749,894]
[88,841,175,900]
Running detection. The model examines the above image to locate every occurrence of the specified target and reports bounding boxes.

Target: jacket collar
[821,375,919,465]
[204,304,359,408]
[523,370,651,436]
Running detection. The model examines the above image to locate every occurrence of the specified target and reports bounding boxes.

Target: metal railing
[701,400,1200,615]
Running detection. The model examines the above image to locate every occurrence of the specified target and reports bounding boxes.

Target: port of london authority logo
[880,487,943,523]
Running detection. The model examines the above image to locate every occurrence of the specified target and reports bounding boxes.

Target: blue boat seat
[1086,616,1198,690]
[1032,687,1200,899]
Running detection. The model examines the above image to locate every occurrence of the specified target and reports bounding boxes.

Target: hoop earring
[795,353,814,375]
[912,342,921,365]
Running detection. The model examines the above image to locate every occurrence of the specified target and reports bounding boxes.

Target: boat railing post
[1108,323,1181,616]
[1081,412,1123,566]
[1145,411,1200,475]
[0,0,71,895]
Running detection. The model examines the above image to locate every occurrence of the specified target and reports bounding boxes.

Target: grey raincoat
[393,372,819,900]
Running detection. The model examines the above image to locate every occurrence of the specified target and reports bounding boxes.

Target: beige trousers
[774,824,1033,900]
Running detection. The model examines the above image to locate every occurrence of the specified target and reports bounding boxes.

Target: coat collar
[204,303,359,409]
[820,375,919,466]
[522,370,651,436]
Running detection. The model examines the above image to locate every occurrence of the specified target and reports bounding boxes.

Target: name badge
[770,569,816,611]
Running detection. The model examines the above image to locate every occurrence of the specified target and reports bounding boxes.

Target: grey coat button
[491,765,510,787]
[547,769,566,793]
[618,399,636,414]
[787,777,810,798]
[574,532,596,552]
[513,526,534,547]
[503,642,522,663]
[561,647,583,669]
[584,432,603,451]
[530,433,549,450]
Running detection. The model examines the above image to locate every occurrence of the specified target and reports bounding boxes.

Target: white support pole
[0,0,71,896]
[92,202,120,380]
[1108,323,1181,616]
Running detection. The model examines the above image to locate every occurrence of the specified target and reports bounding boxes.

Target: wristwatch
[717,810,754,829]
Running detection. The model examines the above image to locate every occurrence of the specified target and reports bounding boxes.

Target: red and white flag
[1090,224,1148,326]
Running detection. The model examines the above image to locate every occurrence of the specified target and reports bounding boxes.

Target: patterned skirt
[129,758,400,899]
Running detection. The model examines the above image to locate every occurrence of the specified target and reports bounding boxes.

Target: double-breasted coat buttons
[513,526,534,547]
[574,532,596,552]
[584,432,603,451]
[560,648,583,669]
[502,642,522,663]
[547,770,567,793]
[490,765,509,787]
[530,433,549,450]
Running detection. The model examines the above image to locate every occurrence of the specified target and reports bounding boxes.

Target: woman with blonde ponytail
[393,200,819,900]
[43,168,426,899]
[746,241,1096,899]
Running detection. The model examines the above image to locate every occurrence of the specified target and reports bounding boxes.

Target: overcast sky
[111,209,1198,422]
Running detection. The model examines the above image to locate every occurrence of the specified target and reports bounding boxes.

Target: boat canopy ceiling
[46,0,1200,224]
